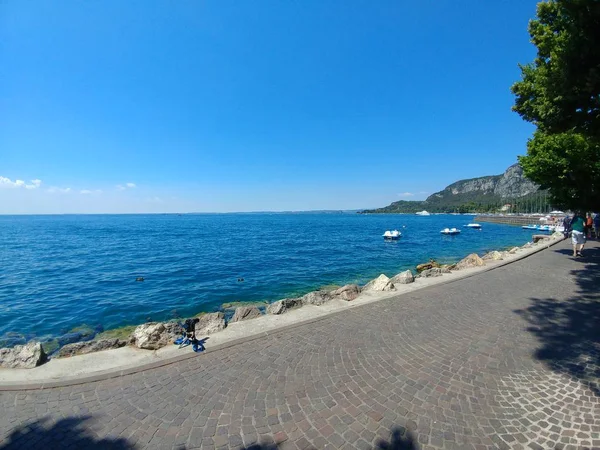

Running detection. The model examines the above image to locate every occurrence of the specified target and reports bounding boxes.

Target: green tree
[511,0,600,211]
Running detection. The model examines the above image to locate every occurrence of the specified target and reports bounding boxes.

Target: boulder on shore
[330,284,361,301]
[57,338,126,358]
[266,298,302,315]
[552,231,564,239]
[0,342,46,369]
[301,290,332,306]
[230,306,262,323]
[196,312,227,335]
[130,322,178,350]
[363,274,395,292]
[483,251,504,261]
[416,261,441,273]
[455,253,486,270]
[418,268,445,278]
[509,247,519,254]
[390,270,414,285]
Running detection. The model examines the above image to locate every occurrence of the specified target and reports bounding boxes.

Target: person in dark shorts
[562,215,571,238]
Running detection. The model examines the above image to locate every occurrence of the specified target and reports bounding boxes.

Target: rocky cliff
[363,163,540,214]
[429,164,538,203]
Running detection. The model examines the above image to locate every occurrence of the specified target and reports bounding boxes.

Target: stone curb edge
[0,236,565,391]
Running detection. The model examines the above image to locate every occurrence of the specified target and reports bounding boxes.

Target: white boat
[522,224,555,232]
[416,210,430,216]
[383,230,401,240]
[465,223,481,229]
[441,227,460,235]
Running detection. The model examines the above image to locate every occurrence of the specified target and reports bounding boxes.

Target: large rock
[418,268,445,278]
[266,298,302,315]
[301,290,332,306]
[57,338,126,358]
[196,313,227,335]
[416,261,440,273]
[0,342,46,369]
[455,253,486,270]
[483,251,504,261]
[390,270,414,284]
[130,322,182,350]
[330,284,361,301]
[509,247,519,254]
[363,274,395,292]
[230,306,262,323]
[552,231,565,239]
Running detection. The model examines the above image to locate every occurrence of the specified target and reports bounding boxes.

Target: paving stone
[1,240,600,449]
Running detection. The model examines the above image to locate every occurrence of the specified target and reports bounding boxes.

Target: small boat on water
[416,210,430,216]
[441,228,460,235]
[465,223,482,229]
[383,230,402,240]
[522,224,555,232]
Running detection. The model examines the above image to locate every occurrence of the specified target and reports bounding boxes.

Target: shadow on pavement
[0,416,136,450]
[515,242,600,396]
[236,428,418,450]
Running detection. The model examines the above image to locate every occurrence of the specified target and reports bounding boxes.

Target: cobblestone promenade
[1,240,599,450]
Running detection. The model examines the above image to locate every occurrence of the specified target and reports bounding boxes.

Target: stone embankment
[474,214,557,226]
[0,233,564,369]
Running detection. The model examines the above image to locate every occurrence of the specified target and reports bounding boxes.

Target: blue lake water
[0,213,534,344]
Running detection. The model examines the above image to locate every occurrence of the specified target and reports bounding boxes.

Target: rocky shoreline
[0,233,563,370]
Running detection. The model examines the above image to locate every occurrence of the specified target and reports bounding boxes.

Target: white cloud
[80,189,102,195]
[116,182,136,191]
[0,176,42,190]
[419,191,429,195]
[397,192,414,197]
[47,187,72,194]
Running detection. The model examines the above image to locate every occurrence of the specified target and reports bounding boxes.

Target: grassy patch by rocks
[220,301,268,310]
[95,325,137,341]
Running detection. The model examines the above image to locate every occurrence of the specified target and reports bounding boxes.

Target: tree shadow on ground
[0,415,136,450]
[515,243,600,396]
[237,428,418,450]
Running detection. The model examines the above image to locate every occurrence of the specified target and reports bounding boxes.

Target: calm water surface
[0,213,534,343]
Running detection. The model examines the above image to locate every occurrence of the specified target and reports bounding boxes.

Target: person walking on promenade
[594,213,600,239]
[585,213,594,239]
[570,212,586,257]
[562,214,572,238]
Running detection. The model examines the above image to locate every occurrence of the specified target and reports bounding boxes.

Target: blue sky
[1,0,538,213]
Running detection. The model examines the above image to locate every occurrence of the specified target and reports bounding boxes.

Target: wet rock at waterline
[0,342,46,369]
[416,261,441,273]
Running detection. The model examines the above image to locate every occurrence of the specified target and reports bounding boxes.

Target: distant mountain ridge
[363,164,540,214]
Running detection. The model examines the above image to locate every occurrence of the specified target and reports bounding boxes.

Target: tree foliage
[512,0,600,211]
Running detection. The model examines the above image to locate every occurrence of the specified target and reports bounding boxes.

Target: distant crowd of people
[562,212,600,257]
